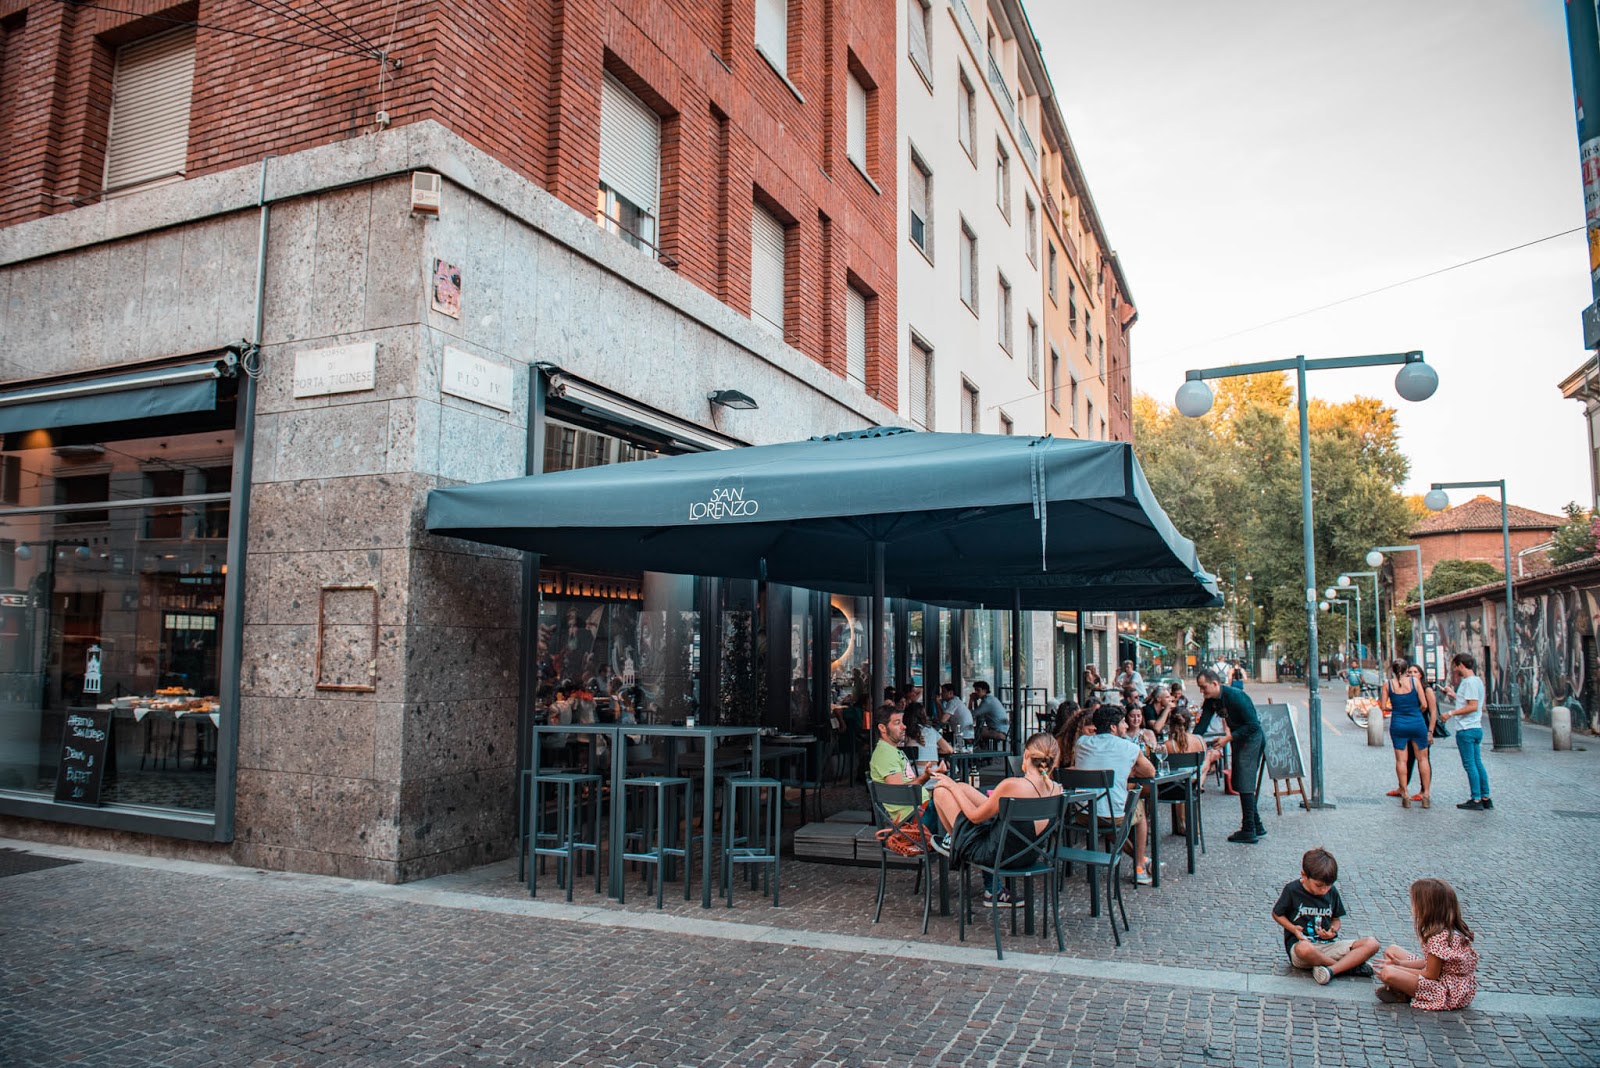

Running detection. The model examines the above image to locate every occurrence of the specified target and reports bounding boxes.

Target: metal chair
[1057,768,1114,915]
[620,774,694,908]
[1162,751,1206,854]
[959,793,1067,960]
[722,776,783,907]
[527,771,603,902]
[1053,786,1140,946]
[867,781,934,933]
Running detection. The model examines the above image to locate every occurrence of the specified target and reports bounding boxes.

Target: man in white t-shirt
[935,683,974,741]
[1073,704,1156,884]
[1439,652,1491,810]
[1114,660,1145,695]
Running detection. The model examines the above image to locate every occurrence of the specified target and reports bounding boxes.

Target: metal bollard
[1367,706,1385,747]
[1552,704,1572,751]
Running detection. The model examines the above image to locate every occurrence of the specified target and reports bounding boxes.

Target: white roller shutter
[756,0,788,73]
[909,341,930,428]
[847,73,867,168]
[750,204,786,335]
[103,28,195,192]
[599,73,660,215]
[846,287,867,386]
[908,0,930,72]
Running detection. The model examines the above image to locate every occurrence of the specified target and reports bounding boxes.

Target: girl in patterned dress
[1374,878,1479,1009]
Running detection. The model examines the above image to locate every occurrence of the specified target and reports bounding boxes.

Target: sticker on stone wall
[431,258,462,319]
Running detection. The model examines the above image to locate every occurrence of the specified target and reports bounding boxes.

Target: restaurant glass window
[718,579,761,725]
[828,594,892,708]
[907,608,924,688]
[789,591,816,730]
[0,427,233,814]
[963,609,997,692]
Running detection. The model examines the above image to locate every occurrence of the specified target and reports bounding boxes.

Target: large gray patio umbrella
[427,429,1221,710]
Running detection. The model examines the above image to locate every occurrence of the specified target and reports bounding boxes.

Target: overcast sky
[1030,0,1590,515]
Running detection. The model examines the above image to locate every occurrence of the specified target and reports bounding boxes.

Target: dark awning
[0,354,237,435]
[427,430,1221,612]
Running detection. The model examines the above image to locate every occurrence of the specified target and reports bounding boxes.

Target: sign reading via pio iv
[441,347,513,412]
[689,486,759,521]
[293,342,377,399]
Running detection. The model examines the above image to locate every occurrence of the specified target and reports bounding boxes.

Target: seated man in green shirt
[869,702,944,828]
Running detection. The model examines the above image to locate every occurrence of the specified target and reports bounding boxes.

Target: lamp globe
[1338,574,1352,588]
[1366,550,1385,568]
[1394,360,1439,402]
[1423,489,1450,512]
[1174,379,1215,418]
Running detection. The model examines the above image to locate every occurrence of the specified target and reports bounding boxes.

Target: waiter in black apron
[1196,667,1268,844]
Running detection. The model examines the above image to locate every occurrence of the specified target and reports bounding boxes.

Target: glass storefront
[0,426,233,814]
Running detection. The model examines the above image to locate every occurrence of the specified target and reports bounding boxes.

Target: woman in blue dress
[1382,658,1434,808]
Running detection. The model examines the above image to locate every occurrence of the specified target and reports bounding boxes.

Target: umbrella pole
[1010,589,1023,757]
[871,541,886,719]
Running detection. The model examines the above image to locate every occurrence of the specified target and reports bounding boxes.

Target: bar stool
[722,776,783,907]
[528,771,603,901]
[620,775,694,908]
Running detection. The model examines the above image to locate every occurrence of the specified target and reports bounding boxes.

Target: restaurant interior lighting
[706,389,759,410]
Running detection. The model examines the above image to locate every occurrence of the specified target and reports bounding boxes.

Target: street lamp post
[1424,481,1519,730]
[1320,598,1350,662]
[1176,350,1437,809]
[1326,583,1361,667]
[1341,571,1383,665]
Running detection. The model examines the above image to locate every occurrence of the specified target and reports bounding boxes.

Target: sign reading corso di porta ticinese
[689,486,760,520]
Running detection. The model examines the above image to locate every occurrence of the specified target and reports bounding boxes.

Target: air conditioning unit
[411,172,442,216]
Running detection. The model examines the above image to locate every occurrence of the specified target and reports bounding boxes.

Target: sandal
[1385,788,1402,797]
[1419,795,1431,809]
[1400,793,1410,808]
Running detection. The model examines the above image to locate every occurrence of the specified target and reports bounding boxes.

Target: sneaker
[1312,965,1332,986]
[1480,797,1494,810]
[1375,985,1407,1004]
[981,888,1018,908]
[929,834,952,857]
[1456,799,1484,810]
[1227,829,1259,844]
[1134,867,1153,886]
[1253,825,1268,838]
[1351,962,1375,978]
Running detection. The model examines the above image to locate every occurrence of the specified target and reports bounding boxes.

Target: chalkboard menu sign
[1259,702,1305,782]
[54,707,112,805]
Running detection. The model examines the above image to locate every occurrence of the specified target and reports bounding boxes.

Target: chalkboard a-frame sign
[54,707,112,805]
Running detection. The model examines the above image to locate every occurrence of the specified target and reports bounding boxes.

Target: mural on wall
[1426,583,1597,732]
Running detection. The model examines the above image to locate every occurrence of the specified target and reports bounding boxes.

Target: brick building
[1397,495,1563,600]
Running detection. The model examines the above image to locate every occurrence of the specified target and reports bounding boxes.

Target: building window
[103,28,196,194]
[910,333,934,429]
[597,73,661,256]
[997,273,1012,353]
[1098,335,1106,376]
[957,68,976,161]
[959,219,978,312]
[1024,195,1037,264]
[908,0,932,81]
[908,148,932,257]
[1026,316,1039,385]
[999,411,1014,436]
[750,202,787,335]
[1049,347,1061,412]
[1047,242,1058,303]
[1086,398,1095,439]
[1071,375,1080,429]
[847,70,870,174]
[756,0,789,77]
[1100,416,1107,441]
[846,284,869,387]
[1068,279,1078,336]
[995,139,1010,218]
[960,379,979,433]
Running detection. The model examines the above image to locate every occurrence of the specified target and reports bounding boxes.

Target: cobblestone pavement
[3,681,1598,1066]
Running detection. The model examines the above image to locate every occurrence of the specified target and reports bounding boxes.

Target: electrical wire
[56,1,386,62]
[248,0,375,54]
[306,0,381,51]
[986,224,1586,414]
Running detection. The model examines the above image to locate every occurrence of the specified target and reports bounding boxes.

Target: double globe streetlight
[1176,351,1438,809]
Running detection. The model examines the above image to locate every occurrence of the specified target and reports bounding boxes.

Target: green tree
[1548,502,1597,567]
[1404,559,1503,603]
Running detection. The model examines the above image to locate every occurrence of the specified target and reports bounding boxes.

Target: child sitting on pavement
[1374,877,1479,1009]
[1271,846,1380,985]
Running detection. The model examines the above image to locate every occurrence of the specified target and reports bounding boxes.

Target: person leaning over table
[1195,667,1268,844]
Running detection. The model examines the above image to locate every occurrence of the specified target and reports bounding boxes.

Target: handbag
[1433,717,1450,739]
[876,801,933,856]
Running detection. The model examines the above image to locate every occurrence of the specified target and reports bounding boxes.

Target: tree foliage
[1135,372,1416,660]
[1549,502,1598,567]
[1405,559,1503,603]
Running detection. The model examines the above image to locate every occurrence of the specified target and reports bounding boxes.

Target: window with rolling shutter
[750,203,786,335]
[957,70,975,158]
[103,28,195,194]
[908,150,931,255]
[909,336,932,429]
[756,0,788,75]
[959,220,977,311]
[847,72,868,171]
[846,286,868,387]
[598,74,661,252]
[908,0,931,77]
[960,380,979,434]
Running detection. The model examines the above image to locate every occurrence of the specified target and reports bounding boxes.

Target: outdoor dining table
[1131,764,1199,886]
[528,723,763,908]
[943,748,1011,785]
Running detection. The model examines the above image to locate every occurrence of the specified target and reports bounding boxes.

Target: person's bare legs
[1392,746,1410,800]
[1376,962,1422,998]
[931,782,986,830]
[1417,747,1432,803]
[1292,936,1380,976]
[1132,815,1148,871]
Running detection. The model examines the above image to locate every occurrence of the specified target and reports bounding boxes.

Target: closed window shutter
[910,342,930,428]
[846,287,867,386]
[847,74,867,167]
[757,0,788,72]
[958,84,972,149]
[750,204,786,334]
[599,74,660,215]
[103,28,196,192]
[908,0,930,71]
[909,163,928,225]
[959,230,974,304]
[960,383,976,433]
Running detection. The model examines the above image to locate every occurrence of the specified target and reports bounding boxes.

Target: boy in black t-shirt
[1271,847,1381,985]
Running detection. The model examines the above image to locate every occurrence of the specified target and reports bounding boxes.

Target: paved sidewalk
[2,681,1598,1066]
